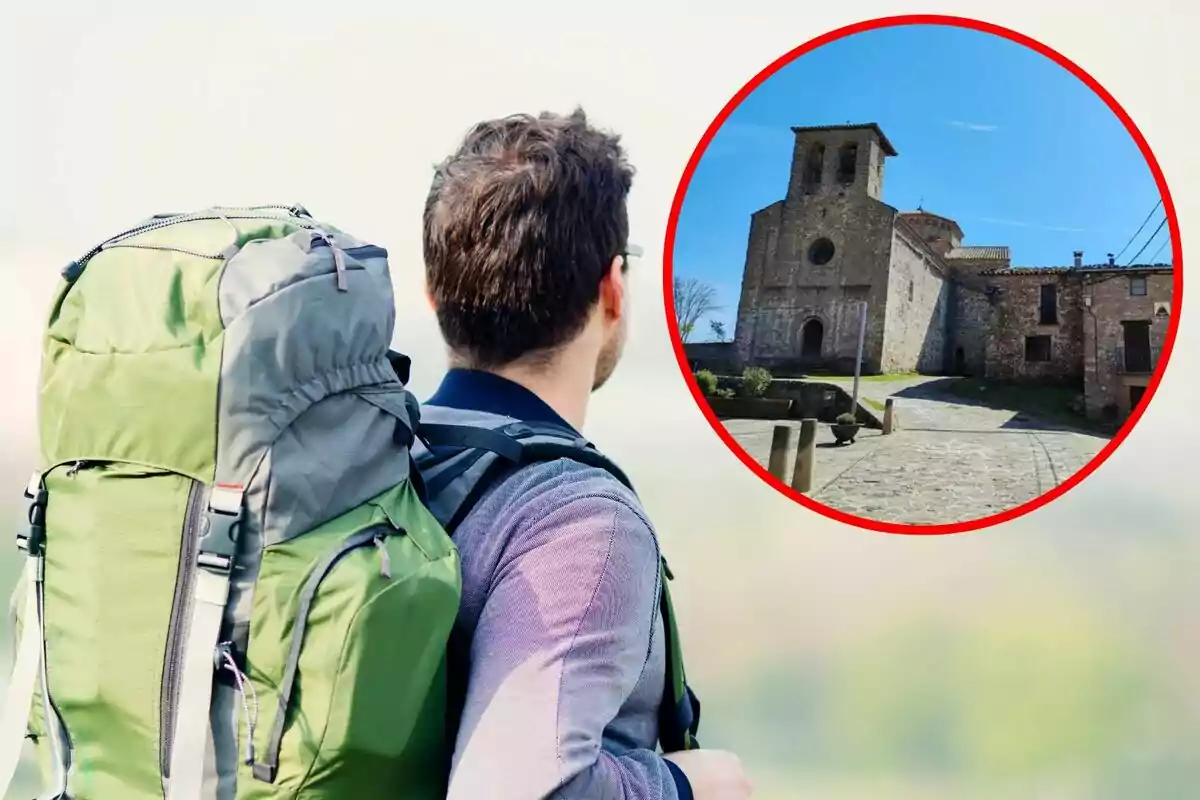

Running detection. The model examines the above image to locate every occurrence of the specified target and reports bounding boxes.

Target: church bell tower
[785,123,897,203]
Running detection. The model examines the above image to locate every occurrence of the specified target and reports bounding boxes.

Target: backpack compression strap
[415,422,701,753]
[0,475,71,800]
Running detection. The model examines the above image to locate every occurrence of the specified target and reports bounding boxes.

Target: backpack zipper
[308,238,389,292]
[252,525,397,783]
[64,460,101,477]
[159,480,207,784]
[66,207,316,279]
[43,695,73,791]
[23,461,202,791]
[20,462,87,791]
[100,242,230,261]
[313,232,349,291]
[309,240,388,261]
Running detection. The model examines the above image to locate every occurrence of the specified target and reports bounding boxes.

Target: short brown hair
[423,108,635,369]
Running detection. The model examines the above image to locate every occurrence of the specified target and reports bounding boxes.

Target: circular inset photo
[666,15,1182,534]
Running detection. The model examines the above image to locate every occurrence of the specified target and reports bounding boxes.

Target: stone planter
[706,396,793,420]
[830,422,861,444]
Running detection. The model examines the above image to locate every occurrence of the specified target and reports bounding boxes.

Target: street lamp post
[851,301,867,415]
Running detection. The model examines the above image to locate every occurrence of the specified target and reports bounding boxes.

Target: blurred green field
[4,462,1199,799]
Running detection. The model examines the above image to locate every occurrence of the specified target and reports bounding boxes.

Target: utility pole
[851,301,867,415]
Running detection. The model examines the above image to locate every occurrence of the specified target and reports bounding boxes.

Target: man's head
[424,108,635,391]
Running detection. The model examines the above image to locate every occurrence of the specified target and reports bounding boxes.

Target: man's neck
[488,358,591,431]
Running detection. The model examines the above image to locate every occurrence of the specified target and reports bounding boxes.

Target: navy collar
[425,368,580,435]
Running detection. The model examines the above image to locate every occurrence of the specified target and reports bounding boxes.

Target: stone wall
[711,377,883,427]
[948,256,1009,274]
[896,213,961,258]
[764,380,883,427]
[683,342,738,375]
[949,280,992,376]
[786,128,887,203]
[727,123,1181,397]
[734,191,896,374]
[733,201,783,367]
[881,227,950,373]
[983,272,1084,384]
[1082,269,1174,419]
[729,126,1174,418]
[865,139,887,200]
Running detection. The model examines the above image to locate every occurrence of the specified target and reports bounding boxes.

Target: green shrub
[715,388,736,399]
[835,412,858,426]
[694,369,719,396]
[741,366,773,398]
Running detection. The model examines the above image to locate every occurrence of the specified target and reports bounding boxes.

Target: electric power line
[1148,236,1171,264]
[1113,198,1163,262]
[1125,216,1168,266]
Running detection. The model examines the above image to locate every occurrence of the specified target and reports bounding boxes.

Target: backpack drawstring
[374,534,392,579]
[218,642,259,765]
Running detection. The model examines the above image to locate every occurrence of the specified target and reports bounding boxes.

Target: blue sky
[674,23,1169,340]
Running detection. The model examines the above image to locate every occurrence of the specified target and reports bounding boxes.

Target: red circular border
[663,13,1184,535]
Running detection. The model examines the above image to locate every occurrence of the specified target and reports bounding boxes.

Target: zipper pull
[318,232,349,292]
[216,641,259,766]
[374,535,392,579]
[65,461,86,477]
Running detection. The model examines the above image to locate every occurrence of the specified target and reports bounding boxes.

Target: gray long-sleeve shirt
[418,369,686,800]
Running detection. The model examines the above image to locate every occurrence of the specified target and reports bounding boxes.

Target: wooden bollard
[790,418,817,493]
[768,425,794,481]
[883,398,895,435]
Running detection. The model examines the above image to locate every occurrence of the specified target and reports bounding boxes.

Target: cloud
[948,120,1000,132]
[975,216,1088,234]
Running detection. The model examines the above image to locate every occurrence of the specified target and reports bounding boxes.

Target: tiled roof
[978,263,1174,276]
[979,266,1070,275]
[898,209,965,236]
[945,246,1010,261]
[789,123,898,156]
[899,209,954,222]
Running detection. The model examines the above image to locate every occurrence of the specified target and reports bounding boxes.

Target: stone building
[729,122,1174,422]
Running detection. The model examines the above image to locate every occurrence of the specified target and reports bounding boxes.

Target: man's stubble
[592,314,628,392]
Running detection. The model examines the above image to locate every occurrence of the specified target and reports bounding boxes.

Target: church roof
[946,246,1010,261]
[789,123,898,156]
[979,263,1173,276]
[898,209,965,240]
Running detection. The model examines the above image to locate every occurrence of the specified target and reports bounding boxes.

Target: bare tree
[673,277,720,344]
[709,320,727,342]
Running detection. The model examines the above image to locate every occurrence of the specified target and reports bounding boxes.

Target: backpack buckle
[501,423,532,438]
[18,474,48,557]
[198,484,245,573]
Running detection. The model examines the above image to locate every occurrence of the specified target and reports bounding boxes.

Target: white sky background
[1,1,1199,743]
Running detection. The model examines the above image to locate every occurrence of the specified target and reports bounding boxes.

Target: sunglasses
[619,244,644,268]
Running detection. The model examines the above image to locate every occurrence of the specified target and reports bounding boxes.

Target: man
[417,108,754,800]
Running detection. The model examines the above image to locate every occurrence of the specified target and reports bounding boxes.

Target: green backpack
[0,205,699,800]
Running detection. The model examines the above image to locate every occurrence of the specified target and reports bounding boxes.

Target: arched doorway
[800,318,824,360]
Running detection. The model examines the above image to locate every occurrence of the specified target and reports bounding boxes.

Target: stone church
[729,122,1174,422]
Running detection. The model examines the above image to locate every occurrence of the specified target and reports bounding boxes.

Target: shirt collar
[425,368,579,435]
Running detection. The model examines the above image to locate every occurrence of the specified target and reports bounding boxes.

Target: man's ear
[425,287,438,312]
[599,255,626,322]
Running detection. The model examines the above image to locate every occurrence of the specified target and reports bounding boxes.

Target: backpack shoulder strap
[419,422,632,485]
[413,420,701,752]
[415,421,633,530]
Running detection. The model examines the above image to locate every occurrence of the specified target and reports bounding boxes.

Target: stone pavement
[721,376,1111,526]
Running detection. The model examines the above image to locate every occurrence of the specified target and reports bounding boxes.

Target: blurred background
[2,4,1197,798]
